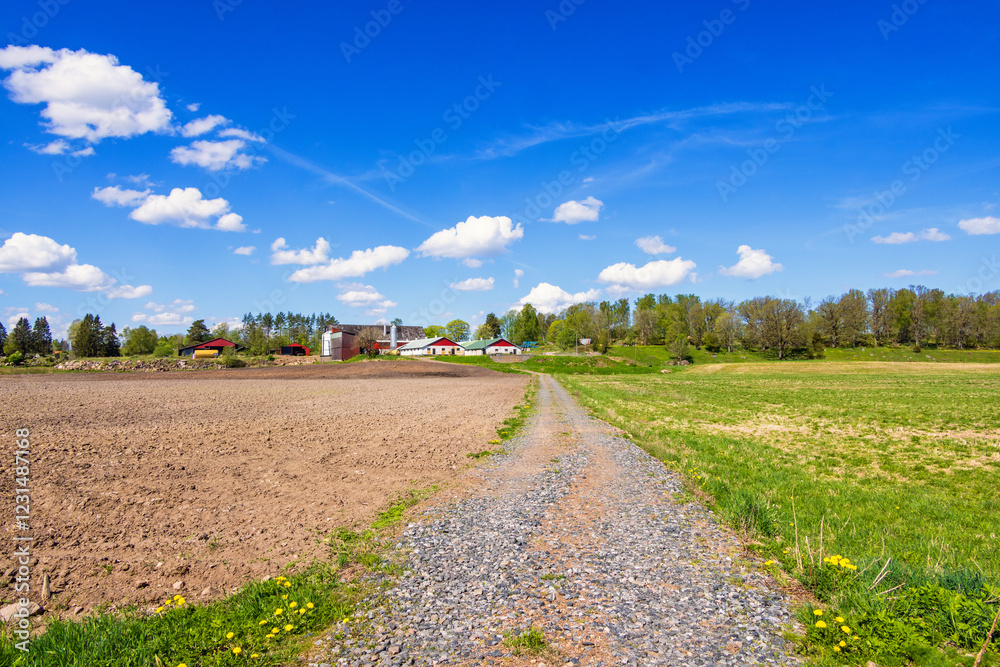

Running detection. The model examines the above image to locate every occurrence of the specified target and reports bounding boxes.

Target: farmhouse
[177,337,245,357]
[460,337,522,356]
[398,336,463,356]
[321,324,425,361]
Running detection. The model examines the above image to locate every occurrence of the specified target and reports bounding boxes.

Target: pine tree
[0,322,6,351]
[101,323,121,357]
[72,314,100,357]
[10,317,32,354]
[32,317,52,355]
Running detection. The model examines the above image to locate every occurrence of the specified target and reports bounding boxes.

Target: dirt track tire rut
[311,373,798,666]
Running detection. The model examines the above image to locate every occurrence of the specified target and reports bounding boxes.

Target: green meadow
[559,361,1000,665]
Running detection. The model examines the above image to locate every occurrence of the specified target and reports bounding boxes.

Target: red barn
[178,338,245,357]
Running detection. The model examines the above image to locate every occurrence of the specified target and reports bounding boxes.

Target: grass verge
[559,363,1000,666]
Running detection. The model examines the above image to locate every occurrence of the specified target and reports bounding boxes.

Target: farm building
[279,344,310,356]
[460,337,522,355]
[178,338,246,357]
[398,336,463,356]
[320,324,425,361]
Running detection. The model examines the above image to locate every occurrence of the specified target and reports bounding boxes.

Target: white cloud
[270,237,330,265]
[921,227,951,242]
[335,284,397,312]
[0,46,171,145]
[26,139,70,155]
[72,146,95,157]
[416,215,523,259]
[579,234,596,241]
[106,284,153,299]
[513,268,524,288]
[718,245,783,279]
[462,258,483,268]
[145,299,195,313]
[233,246,256,256]
[186,102,200,112]
[22,263,116,291]
[181,114,229,137]
[34,302,58,313]
[450,277,495,291]
[124,173,153,187]
[170,139,265,171]
[885,269,939,278]
[519,282,601,315]
[131,312,195,327]
[0,232,151,296]
[218,127,265,142]
[289,245,409,283]
[597,258,697,291]
[551,196,603,224]
[958,216,1000,235]
[92,185,151,207]
[94,186,246,232]
[872,228,951,244]
[0,232,76,272]
[635,235,676,254]
[6,312,30,327]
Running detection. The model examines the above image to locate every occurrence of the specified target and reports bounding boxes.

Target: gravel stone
[309,374,799,666]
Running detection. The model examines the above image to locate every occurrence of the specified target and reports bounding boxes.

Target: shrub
[222,355,246,368]
[152,340,173,357]
[7,351,24,365]
[668,336,691,362]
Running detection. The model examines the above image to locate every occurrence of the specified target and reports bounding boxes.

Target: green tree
[31,317,52,355]
[355,327,380,356]
[121,325,159,355]
[445,319,470,342]
[424,325,446,338]
[391,317,403,326]
[473,323,492,340]
[9,317,32,355]
[153,337,174,357]
[100,323,121,357]
[0,322,6,351]
[512,304,541,345]
[483,313,502,338]
[185,319,211,344]
[71,315,101,357]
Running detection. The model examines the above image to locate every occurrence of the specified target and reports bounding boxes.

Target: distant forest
[497,286,1000,359]
[6,286,998,360]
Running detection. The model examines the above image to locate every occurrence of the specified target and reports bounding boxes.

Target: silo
[390,324,397,350]
[321,330,333,357]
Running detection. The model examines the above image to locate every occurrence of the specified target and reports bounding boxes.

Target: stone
[0,601,43,623]
[172,580,185,591]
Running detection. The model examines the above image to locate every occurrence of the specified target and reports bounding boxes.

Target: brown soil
[0,360,528,617]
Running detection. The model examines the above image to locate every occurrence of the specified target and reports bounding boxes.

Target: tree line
[433,286,1000,359]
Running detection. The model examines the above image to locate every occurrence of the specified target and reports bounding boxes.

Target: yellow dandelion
[282,594,288,600]
[813,609,824,616]
[839,640,846,647]
[175,596,185,605]
[835,616,844,623]
[306,602,314,609]
[284,581,291,587]
[815,621,827,628]
[274,608,283,615]
[764,560,774,565]
[833,646,841,653]
[265,633,274,639]
[782,549,789,553]
[298,609,306,614]
[289,601,297,608]
[177,664,187,667]
[271,627,279,634]
[232,647,242,655]
[284,624,293,632]
[251,655,259,659]
[259,619,268,626]
[841,626,851,634]
[156,607,164,613]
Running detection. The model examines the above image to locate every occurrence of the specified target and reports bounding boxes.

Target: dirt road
[313,373,797,666]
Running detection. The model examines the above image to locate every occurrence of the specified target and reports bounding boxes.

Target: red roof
[194,338,238,349]
[490,339,517,347]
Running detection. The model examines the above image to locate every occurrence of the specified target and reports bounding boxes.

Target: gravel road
[309,373,798,666]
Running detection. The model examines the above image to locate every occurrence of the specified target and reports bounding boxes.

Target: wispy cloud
[474,102,792,159]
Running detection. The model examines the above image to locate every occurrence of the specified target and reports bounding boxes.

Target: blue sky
[1,0,999,337]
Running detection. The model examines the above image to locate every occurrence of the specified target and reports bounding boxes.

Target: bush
[668,337,691,362]
[152,340,173,358]
[222,355,246,368]
[912,343,922,354]
[7,351,24,365]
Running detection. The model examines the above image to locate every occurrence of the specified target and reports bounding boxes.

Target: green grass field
[559,361,1000,665]
[607,345,1000,366]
